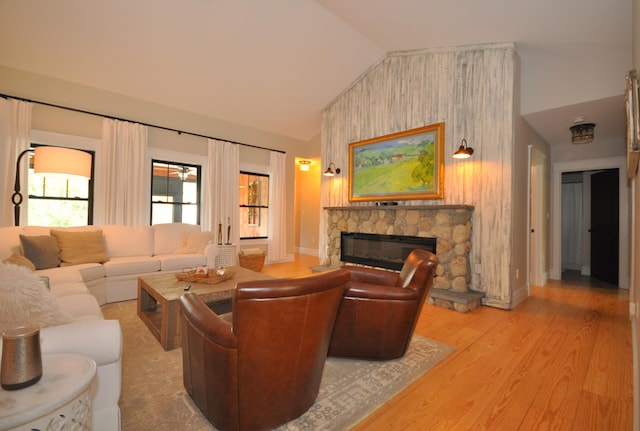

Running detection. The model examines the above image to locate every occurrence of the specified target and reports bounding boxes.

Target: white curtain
[561,182,583,270]
[0,98,32,227]
[268,151,288,262]
[204,139,239,244]
[101,119,149,225]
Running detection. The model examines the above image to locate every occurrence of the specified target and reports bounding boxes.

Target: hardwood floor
[263,255,633,430]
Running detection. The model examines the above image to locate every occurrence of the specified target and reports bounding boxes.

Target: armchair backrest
[397,249,439,291]
[232,269,349,428]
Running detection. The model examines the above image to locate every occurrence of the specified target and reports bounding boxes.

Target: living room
[1,1,639,430]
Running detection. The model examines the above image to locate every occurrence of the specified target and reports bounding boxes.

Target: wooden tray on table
[175,269,235,285]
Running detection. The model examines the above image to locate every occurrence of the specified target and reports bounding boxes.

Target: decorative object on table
[348,122,444,202]
[225,217,231,245]
[175,269,235,285]
[1,325,43,390]
[238,248,267,272]
[217,221,223,245]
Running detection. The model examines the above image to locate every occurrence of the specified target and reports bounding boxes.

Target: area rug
[102,300,454,431]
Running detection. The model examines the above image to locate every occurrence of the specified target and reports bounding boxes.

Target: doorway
[551,156,628,288]
[560,169,619,286]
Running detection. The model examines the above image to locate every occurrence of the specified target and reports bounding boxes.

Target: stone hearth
[325,205,484,312]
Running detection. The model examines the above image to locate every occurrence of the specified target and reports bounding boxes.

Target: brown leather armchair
[328,249,438,360]
[180,269,349,431]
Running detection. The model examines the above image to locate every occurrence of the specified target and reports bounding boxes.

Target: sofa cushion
[174,230,213,254]
[103,256,161,277]
[51,229,110,265]
[101,225,154,258]
[20,234,61,270]
[0,262,73,333]
[153,223,201,255]
[2,252,36,270]
[56,293,104,320]
[155,254,207,271]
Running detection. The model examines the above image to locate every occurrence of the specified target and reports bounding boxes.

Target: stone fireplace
[325,205,484,312]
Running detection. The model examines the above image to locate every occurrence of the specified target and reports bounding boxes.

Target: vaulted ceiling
[0,0,633,147]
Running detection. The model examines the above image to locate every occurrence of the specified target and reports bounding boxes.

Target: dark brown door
[590,169,619,286]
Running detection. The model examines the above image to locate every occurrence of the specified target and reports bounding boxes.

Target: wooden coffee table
[137,266,273,350]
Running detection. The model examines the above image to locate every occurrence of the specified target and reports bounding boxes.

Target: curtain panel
[268,151,288,262]
[100,119,149,225]
[0,98,32,227]
[204,139,239,247]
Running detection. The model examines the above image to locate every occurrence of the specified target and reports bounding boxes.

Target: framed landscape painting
[348,122,444,202]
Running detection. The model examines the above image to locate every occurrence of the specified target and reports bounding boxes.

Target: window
[151,160,201,225]
[239,171,269,239]
[27,145,94,227]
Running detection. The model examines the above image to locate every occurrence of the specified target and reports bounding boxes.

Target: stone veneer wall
[325,205,473,292]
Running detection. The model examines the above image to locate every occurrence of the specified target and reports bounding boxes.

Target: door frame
[550,156,629,288]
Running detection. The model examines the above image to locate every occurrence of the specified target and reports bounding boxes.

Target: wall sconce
[323,162,341,176]
[570,122,595,144]
[453,138,474,159]
[12,146,92,226]
[298,160,311,171]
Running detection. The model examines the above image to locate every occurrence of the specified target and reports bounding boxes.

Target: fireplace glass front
[340,232,437,271]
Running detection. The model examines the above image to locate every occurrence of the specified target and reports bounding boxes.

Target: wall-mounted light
[570,121,595,145]
[453,138,474,159]
[298,160,311,171]
[12,146,92,226]
[323,162,341,176]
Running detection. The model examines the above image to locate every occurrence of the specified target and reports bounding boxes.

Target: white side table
[215,244,238,267]
[0,353,97,431]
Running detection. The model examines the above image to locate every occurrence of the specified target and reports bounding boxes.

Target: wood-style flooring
[264,255,633,431]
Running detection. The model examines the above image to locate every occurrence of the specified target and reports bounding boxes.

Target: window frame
[239,170,269,240]
[27,130,100,227]
[150,159,202,226]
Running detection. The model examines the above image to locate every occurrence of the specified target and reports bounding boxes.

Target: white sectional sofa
[0,223,217,304]
[0,223,216,431]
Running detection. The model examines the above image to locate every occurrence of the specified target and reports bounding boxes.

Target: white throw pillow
[0,262,73,333]
[174,231,214,254]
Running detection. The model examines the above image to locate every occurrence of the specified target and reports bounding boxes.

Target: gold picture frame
[348,123,444,202]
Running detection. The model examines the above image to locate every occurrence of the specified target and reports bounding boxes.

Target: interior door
[590,169,619,285]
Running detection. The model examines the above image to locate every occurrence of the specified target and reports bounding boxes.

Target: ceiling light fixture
[323,162,341,177]
[453,138,474,159]
[298,160,311,171]
[570,122,596,145]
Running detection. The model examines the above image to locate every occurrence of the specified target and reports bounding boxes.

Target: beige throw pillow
[20,234,61,270]
[174,231,213,254]
[2,253,36,271]
[50,229,110,265]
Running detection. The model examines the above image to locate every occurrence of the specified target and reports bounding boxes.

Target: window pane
[28,199,89,227]
[151,160,200,225]
[240,207,268,238]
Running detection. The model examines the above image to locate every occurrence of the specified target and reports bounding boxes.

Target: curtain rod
[0,93,286,154]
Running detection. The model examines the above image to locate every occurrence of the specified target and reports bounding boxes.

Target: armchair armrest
[342,265,400,285]
[180,292,237,348]
[345,282,421,301]
[203,242,216,268]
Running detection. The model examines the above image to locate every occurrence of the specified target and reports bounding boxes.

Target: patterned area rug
[103,300,454,431]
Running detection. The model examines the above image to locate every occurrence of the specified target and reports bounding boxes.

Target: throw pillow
[2,253,36,271]
[174,231,214,254]
[50,229,110,265]
[0,262,73,333]
[20,235,61,270]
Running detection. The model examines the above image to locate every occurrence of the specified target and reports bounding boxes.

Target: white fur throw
[0,262,73,333]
